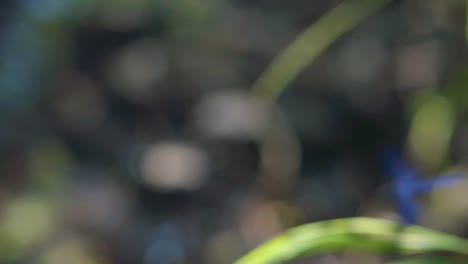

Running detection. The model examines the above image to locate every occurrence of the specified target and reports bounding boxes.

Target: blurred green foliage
[1,0,468,263]
[237,0,468,262]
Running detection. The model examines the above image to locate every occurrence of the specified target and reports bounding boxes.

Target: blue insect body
[384,149,463,224]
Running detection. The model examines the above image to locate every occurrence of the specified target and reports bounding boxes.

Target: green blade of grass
[251,0,392,103]
[234,217,468,264]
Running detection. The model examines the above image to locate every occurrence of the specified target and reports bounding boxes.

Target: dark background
[0,0,467,263]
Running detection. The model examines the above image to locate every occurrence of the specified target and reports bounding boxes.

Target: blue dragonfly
[384,149,464,224]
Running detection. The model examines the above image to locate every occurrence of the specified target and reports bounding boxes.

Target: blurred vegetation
[1,0,468,263]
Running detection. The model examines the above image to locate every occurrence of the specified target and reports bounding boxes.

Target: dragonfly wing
[414,173,464,194]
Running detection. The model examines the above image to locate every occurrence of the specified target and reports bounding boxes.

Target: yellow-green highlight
[407,94,456,172]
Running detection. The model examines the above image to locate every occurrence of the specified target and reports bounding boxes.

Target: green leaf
[234,217,468,264]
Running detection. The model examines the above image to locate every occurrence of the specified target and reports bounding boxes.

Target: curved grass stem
[250,0,392,103]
